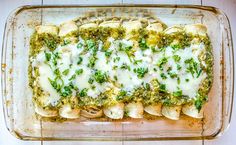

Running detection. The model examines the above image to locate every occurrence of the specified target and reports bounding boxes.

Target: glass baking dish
[1,4,234,140]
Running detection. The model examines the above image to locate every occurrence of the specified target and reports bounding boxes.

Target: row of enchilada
[29,17,213,120]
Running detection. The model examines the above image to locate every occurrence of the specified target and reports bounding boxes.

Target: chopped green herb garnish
[116,90,127,101]
[44,51,51,61]
[88,56,97,68]
[77,42,83,49]
[120,90,127,96]
[157,57,168,70]
[105,50,112,57]
[171,44,181,51]
[195,95,208,111]
[168,71,178,78]
[177,77,180,84]
[118,42,133,59]
[93,70,108,84]
[114,75,118,81]
[197,69,202,78]
[48,78,62,92]
[118,42,132,52]
[76,69,83,75]
[160,73,167,79]
[77,57,83,65]
[144,83,151,90]
[159,84,166,92]
[139,38,149,50]
[88,78,94,84]
[69,81,77,90]
[69,74,76,81]
[86,39,95,48]
[173,55,181,62]
[134,59,143,65]
[133,67,148,78]
[91,85,96,90]
[156,47,166,53]
[52,52,60,66]
[112,65,118,70]
[195,99,202,112]
[151,46,156,52]
[86,39,97,54]
[61,85,73,97]
[120,63,131,71]
[177,64,182,70]
[173,90,182,97]
[79,88,88,97]
[113,57,120,62]
[62,69,69,75]
[185,58,200,77]
[185,78,189,82]
[53,68,61,77]
[62,39,71,46]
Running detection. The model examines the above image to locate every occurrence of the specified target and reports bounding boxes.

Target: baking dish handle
[1,12,14,135]
[219,11,234,135]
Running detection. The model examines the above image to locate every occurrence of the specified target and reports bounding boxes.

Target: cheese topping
[32,36,207,105]
[29,20,213,118]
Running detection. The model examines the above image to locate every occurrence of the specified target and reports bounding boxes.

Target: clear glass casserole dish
[1,5,234,140]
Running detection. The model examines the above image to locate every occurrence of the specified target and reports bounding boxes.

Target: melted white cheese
[74,66,91,90]
[33,36,207,105]
[153,45,206,98]
[37,64,61,106]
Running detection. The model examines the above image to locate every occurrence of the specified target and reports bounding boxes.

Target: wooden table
[0,0,235,144]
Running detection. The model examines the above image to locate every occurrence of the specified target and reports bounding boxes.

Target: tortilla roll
[144,103,162,116]
[99,20,121,39]
[182,103,203,118]
[35,104,58,117]
[59,20,78,37]
[122,20,142,40]
[146,23,164,46]
[185,24,207,36]
[162,105,181,120]
[35,25,58,35]
[125,102,144,119]
[99,20,120,28]
[164,25,183,35]
[81,106,103,118]
[59,104,80,119]
[103,102,124,119]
